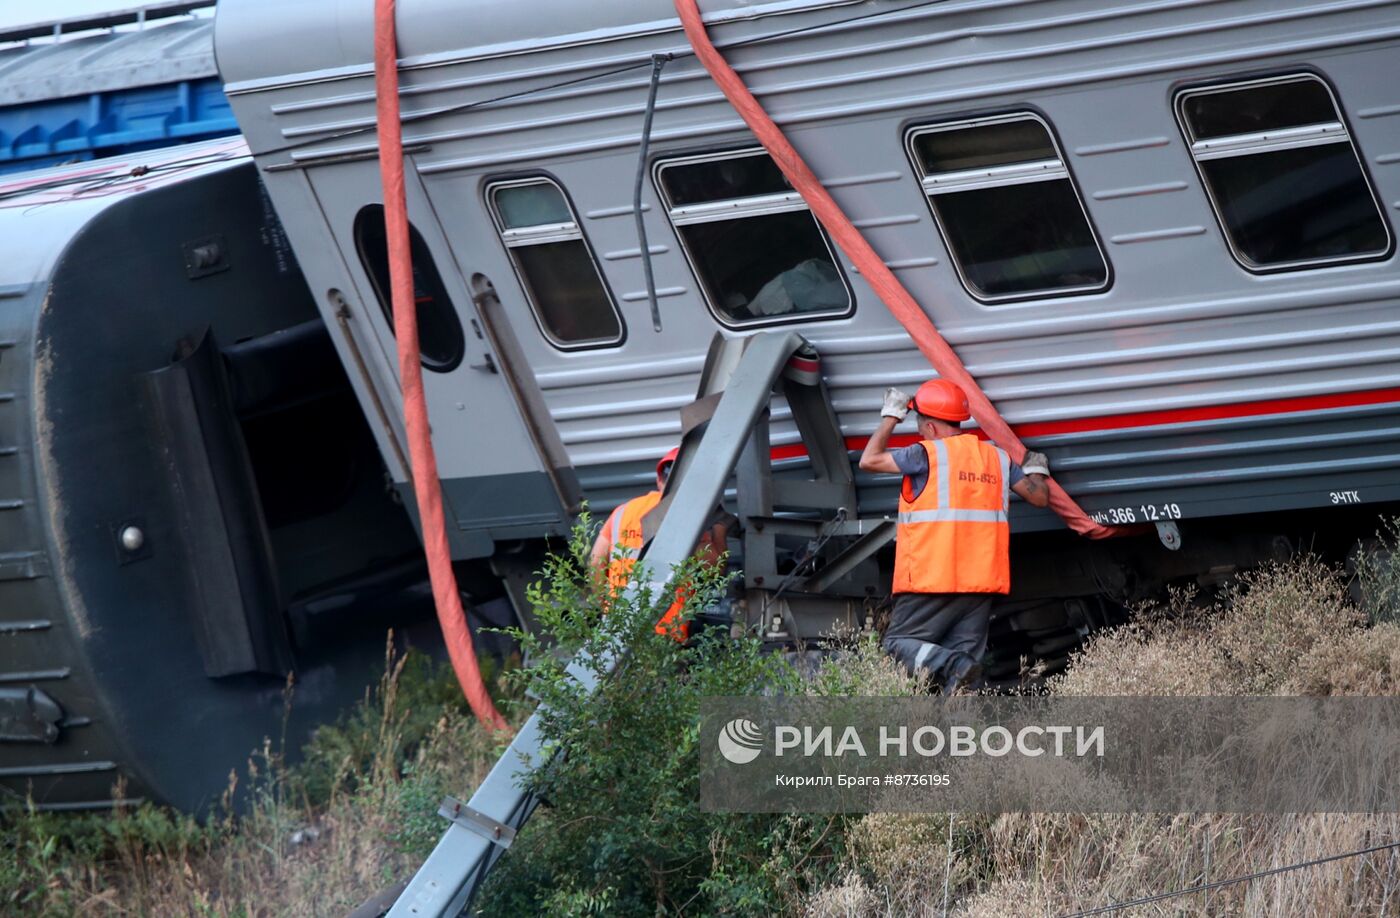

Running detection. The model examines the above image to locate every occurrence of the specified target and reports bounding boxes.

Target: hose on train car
[672,0,1123,540]
[373,0,508,731]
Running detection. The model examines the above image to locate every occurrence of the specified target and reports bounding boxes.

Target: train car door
[301,159,579,558]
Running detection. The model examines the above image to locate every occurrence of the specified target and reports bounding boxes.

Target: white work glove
[881,387,912,421]
[1022,450,1050,477]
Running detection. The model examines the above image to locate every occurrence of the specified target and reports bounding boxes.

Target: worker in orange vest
[590,447,728,641]
[859,380,1051,692]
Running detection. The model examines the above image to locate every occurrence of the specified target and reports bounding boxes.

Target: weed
[1354,516,1400,625]
[0,637,505,917]
[802,551,1400,916]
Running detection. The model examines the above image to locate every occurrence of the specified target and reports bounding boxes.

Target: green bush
[1353,516,1400,625]
[0,794,219,916]
[293,641,497,807]
[475,522,854,916]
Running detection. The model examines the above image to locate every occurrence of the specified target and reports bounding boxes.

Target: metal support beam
[733,340,860,594]
[802,519,895,594]
[647,332,805,564]
[781,348,857,513]
[736,406,775,591]
[388,331,809,918]
[770,478,854,511]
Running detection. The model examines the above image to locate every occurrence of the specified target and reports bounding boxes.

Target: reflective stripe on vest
[897,509,1007,524]
[893,435,1011,595]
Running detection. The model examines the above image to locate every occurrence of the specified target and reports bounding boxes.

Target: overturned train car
[0,143,450,811]
[5,0,1400,809]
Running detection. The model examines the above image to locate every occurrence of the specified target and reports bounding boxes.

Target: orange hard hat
[657,446,680,479]
[911,379,970,422]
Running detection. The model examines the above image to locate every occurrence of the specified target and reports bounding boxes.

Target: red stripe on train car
[765,387,1400,461]
[1007,386,1400,438]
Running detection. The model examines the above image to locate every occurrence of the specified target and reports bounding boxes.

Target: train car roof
[0,135,250,288]
[216,0,866,91]
[0,11,215,108]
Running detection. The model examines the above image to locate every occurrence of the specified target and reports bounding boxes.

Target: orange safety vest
[605,491,690,641]
[893,435,1011,595]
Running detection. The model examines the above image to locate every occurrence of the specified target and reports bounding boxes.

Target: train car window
[655,149,855,327]
[486,177,623,349]
[1176,74,1390,270]
[906,114,1109,301]
[353,204,466,372]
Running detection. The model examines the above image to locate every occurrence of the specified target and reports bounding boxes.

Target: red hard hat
[657,446,680,478]
[911,379,970,422]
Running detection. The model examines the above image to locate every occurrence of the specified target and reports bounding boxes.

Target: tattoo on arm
[1013,474,1050,507]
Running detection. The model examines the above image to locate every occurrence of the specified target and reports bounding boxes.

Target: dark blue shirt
[891,441,1024,501]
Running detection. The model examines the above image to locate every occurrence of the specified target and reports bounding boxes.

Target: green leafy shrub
[293,642,501,807]
[476,522,856,916]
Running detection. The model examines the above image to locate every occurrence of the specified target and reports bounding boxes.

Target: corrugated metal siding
[224,0,1400,528]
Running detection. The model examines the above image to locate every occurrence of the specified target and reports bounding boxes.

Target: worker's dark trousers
[882,593,993,684]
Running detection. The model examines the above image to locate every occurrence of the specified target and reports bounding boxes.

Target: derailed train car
[0,143,452,810]
[5,0,1400,809]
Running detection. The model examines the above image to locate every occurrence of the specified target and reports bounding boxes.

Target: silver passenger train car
[217,0,1400,536]
[217,0,1400,611]
[4,0,1400,810]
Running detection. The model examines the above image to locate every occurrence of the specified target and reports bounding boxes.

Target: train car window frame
[1174,73,1392,273]
[352,204,466,373]
[484,175,624,351]
[653,147,856,329]
[904,112,1111,304]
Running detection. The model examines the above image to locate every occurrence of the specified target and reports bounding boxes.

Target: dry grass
[804,553,1400,917]
[803,814,972,918]
[1057,558,1370,697]
[962,812,1400,916]
[807,628,931,697]
[10,548,1400,916]
[0,640,510,917]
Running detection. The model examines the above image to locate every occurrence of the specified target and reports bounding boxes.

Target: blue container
[0,16,237,174]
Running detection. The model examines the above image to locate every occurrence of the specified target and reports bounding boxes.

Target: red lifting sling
[673,0,1123,539]
[373,0,507,730]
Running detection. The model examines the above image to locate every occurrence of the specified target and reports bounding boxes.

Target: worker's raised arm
[589,506,621,568]
[858,387,912,474]
[1011,450,1051,508]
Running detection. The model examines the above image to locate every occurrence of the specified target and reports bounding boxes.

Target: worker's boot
[941,653,983,695]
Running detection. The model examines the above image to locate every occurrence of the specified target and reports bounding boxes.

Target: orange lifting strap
[673,0,1123,539]
[373,0,507,730]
